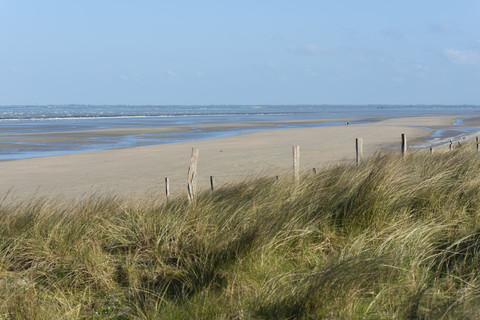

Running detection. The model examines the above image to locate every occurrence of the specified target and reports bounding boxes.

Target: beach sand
[0,115,468,201]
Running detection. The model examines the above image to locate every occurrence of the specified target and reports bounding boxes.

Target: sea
[1,105,480,161]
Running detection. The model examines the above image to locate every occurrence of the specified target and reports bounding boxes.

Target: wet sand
[0,114,474,201]
[0,118,353,150]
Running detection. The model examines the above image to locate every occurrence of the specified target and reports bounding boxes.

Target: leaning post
[187,148,199,202]
[210,176,215,192]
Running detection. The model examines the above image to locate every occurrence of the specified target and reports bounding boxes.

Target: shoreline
[0,114,478,201]
[0,116,368,161]
[2,112,480,162]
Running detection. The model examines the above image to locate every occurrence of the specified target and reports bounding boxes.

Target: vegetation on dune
[1,143,480,319]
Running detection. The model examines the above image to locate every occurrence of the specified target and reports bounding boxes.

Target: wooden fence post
[187,147,199,202]
[356,138,363,165]
[210,176,215,192]
[165,177,170,199]
[430,146,433,154]
[401,134,407,156]
[293,145,300,182]
[312,168,317,174]
[477,137,479,153]
[449,140,453,151]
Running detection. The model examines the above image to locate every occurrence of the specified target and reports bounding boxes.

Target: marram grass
[1,144,480,319]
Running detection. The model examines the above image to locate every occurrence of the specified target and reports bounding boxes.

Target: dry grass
[1,143,480,319]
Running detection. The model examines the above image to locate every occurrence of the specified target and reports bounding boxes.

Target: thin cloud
[382,28,403,40]
[304,69,318,77]
[132,73,142,83]
[266,62,279,70]
[379,57,428,77]
[444,49,480,66]
[287,44,333,55]
[412,64,425,70]
[428,23,452,33]
[165,69,179,77]
[119,74,128,81]
[392,77,404,83]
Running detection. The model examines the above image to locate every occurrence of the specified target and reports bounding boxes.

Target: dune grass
[1,143,480,319]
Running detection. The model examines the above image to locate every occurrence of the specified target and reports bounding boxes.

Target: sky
[0,0,479,105]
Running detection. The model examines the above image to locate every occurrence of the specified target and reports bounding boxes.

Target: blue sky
[0,0,479,105]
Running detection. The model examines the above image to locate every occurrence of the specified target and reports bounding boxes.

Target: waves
[0,112,312,122]
[1,104,479,122]
[0,105,314,121]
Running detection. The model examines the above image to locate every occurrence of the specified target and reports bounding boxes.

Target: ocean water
[1,105,479,161]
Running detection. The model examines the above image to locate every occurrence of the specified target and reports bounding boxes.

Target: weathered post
[401,134,407,156]
[293,145,300,182]
[187,147,199,202]
[449,140,453,151]
[210,176,215,192]
[312,168,317,174]
[165,177,170,199]
[356,138,363,165]
[429,146,433,154]
[477,137,479,153]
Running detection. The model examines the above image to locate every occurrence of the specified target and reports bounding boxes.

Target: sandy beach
[0,114,474,201]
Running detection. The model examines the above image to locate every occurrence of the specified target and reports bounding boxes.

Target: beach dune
[0,115,462,200]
